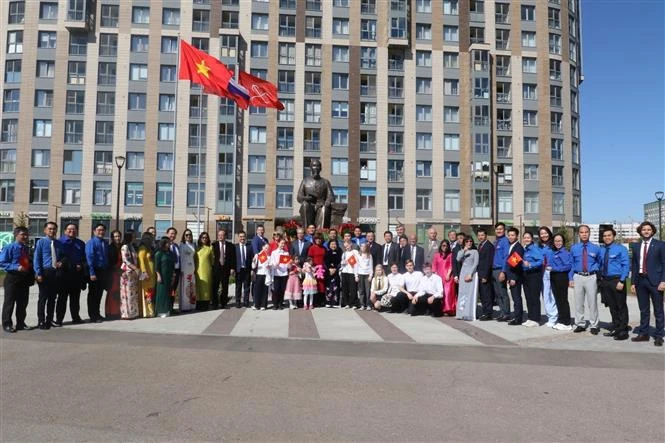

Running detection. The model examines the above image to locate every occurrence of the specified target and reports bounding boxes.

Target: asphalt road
[1,329,663,442]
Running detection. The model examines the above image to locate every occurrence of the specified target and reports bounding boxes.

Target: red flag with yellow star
[179,40,233,97]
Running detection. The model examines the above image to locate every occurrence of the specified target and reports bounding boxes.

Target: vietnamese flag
[238,71,285,110]
[258,251,268,264]
[507,252,522,268]
[179,40,234,98]
[347,254,357,267]
[279,255,291,265]
[18,251,30,271]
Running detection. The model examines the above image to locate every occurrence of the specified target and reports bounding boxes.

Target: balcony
[497,93,511,104]
[551,123,563,134]
[360,141,376,153]
[65,0,94,30]
[474,116,489,126]
[388,59,404,71]
[495,13,509,24]
[388,116,403,126]
[550,97,562,107]
[218,134,234,145]
[497,120,512,131]
[360,85,376,97]
[388,87,403,98]
[304,140,320,151]
[387,170,404,182]
[496,66,510,77]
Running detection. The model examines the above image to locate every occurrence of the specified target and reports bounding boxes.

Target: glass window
[276,156,294,179]
[156,183,172,207]
[360,188,376,210]
[248,185,265,208]
[248,155,266,173]
[332,158,348,175]
[132,6,150,24]
[444,134,460,151]
[32,149,50,167]
[126,152,144,170]
[157,153,174,171]
[445,190,460,212]
[162,8,180,25]
[40,2,58,19]
[38,31,57,49]
[62,181,81,205]
[126,182,144,206]
[94,152,113,175]
[100,4,119,27]
[30,180,49,204]
[444,162,460,178]
[95,121,114,144]
[63,150,83,174]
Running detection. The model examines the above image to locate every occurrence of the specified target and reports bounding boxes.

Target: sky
[580,0,665,223]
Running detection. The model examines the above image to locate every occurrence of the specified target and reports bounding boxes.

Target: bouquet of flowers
[338,223,356,236]
[282,219,301,238]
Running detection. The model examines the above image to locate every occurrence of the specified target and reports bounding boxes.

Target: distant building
[644,200,662,226]
[589,223,640,244]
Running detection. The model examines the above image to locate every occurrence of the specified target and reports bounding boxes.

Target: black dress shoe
[507,319,521,325]
[573,326,586,333]
[235,303,242,309]
[93,318,104,323]
[3,325,16,333]
[479,314,493,321]
[496,316,510,322]
[38,322,50,330]
[590,327,600,335]
[654,337,663,347]
[631,335,649,342]
[71,318,84,325]
[614,332,629,341]
[51,320,62,328]
[603,330,617,337]
[15,324,35,331]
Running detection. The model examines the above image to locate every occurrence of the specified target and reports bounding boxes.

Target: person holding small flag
[1,227,34,333]
[252,243,271,310]
[521,232,544,327]
[340,241,361,308]
[270,239,291,309]
[503,227,525,325]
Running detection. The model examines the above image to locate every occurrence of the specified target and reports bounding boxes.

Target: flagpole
[171,34,181,229]
[196,87,203,236]
[231,61,238,237]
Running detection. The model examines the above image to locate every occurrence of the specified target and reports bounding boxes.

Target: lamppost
[492,164,504,227]
[52,204,61,224]
[656,191,664,240]
[206,206,212,234]
[114,155,125,231]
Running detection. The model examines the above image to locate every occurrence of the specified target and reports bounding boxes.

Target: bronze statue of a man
[297,159,335,228]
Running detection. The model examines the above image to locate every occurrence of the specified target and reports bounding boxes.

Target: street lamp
[206,206,212,234]
[114,155,125,231]
[656,191,664,240]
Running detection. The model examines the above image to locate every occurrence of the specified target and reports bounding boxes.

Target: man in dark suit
[451,232,465,279]
[365,231,382,272]
[502,227,525,325]
[397,235,410,273]
[212,228,236,309]
[407,234,425,272]
[288,227,311,266]
[380,231,399,274]
[476,228,496,320]
[234,231,254,308]
[630,221,665,346]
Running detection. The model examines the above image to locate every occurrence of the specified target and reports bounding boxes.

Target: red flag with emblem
[238,71,285,110]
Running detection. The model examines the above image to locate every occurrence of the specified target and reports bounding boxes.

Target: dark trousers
[235,268,251,306]
[492,269,510,317]
[37,270,60,324]
[87,269,107,320]
[550,271,571,325]
[523,271,543,322]
[253,275,268,308]
[358,274,371,307]
[408,294,443,317]
[56,270,83,322]
[598,277,628,332]
[635,278,664,337]
[213,268,230,308]
[389,292,411,313]
[2,273,30,328]
[341,272,358,307]
[272,275,288,308]
[508,281,523,321]
[478,277,493,316]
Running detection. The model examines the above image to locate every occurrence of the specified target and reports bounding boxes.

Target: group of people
[1,220,664,347]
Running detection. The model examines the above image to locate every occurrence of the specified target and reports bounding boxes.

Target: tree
[13,211,28,228]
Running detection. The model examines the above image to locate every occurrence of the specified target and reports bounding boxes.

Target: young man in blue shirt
[0,227,34,333]
[492,223,511,321]
[33,221,64,329]
[598,227,630,341]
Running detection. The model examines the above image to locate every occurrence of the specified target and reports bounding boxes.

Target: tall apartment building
[0,0,583,240]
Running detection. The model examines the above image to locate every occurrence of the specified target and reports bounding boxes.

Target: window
[333,187,348,204]
[416,0,431,12]
[218,153,233,175]
[249,126,266,144]
[38,31,57,49]
[332,129,348,147]
[332,73,349,90]
[444,134,460,151]
[360,47,376,68]
[100,4,119,27]
[220,35,237,57]
[416,190,432,211]
[416,78,432,95]
[498,191,512,213]
[550,59,562,80]
[192,9,209,31]
[495,2,509,23]
[304,128,320,151]
[304,72,321,94]
[443,0,458,15]
[573,169,580,191]
[473,189,490,218]
[525,192,539,214]
[444,162,460,178]
[416,51,431,67]
[521,5,535,21]
[128,122,146,140]
[221,11,239,28]
[277,128,294,150]
[444,79,459,96]
[280,0,296,8]
[521,31,536,48]
[5,60,21,83]
[470,27,485,44]
[360,74,376,96]
[444,107,460,123]
[3,90,19,113]
[360,160,376,181]
[31,149,50,167]
[551,112,563,134]
[445,190,460,212]
[523,137,539,154]
[524,164,539,180]
[304,101,321,123]
[360,188,376,210]
[95,121,114,144]
[62,181,81,205]
[306,0,322,11]
[278,100,295,121]
[132,6,150,24]
[279,43,296,65]
[30,180,49,204]
[571,90,578,112]
[495,55,510,76]
[159,94,175,112]
[187,153,205,177]
[416,133,432,150]
[443,26,459,42]
[276,186,293,209]
[391,17,407,38]
[99,33,118,56]
[522,58,537,73]
[413,23,432,41]
[64,120,83,144]
[572,142,580,164]
[0,150,16,173]
[248,155,266,173]
[388,189,403,210]
[549,33,562,54]
[523,110,538,127]
[388,160,403,181]
[333,45,349,62]
[163,8,180,25]
[129,64,148,81]
[573,195,581,218]
[523,84,538,100]
[551,192,564,215]
[416,105,432,122]
[496,29,510,49]
[551,138,564,160]
[548,7,560,29]
[130,35,149,53]
[251,41,268,58]
[126,152,144,170]
[333,18,349,36]
[416,161,432,178]
[332,102,349,118]
[160,65,176,82]
[156,183,172,207]
[66,90,85,114]
[444,52,459,68]
[360,131,376,152]
[332,158,348,176]
[474,133,489,154]
[474,78,489,98]
[306,16,322,38]
[497,164,513,184]
[34,119,52,137]
[278,70,295,93]
[305,44,322,66]
[248,185,265,208]
[251,13,268,31]
[37,60,55,78]
[94,152,113,175]
[552,165,564,187]
[126,183,144,206]
[0,180,15,203]
[157,153,174,171]
[127,93,146,111]
[388,132,403,153]
[7,31,23,54]
[276,156,294,179]
[40,2,58,19]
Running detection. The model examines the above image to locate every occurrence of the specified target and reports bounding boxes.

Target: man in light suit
[630,221,665,346]
[289,227,311,266]
[234,231,254,308]
[423,228,439,266]
[212,229,236,309]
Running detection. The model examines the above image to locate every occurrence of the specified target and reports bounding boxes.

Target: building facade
[644,200,662,228]
[0,0,583,239]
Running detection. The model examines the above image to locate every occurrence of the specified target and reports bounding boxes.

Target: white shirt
[639,239,651,273]
[270,249,290,277]
[341,250,360,275]
[403,271,423,293]
[370,275,389,296]
[416,273,444,299]
[387,273,405,296]
[382,243,392,265]
[252,253,271,276]
[356,254,373,276]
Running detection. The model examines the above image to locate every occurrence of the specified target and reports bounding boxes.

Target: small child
[301,257,317,310]
[284,256,302,309]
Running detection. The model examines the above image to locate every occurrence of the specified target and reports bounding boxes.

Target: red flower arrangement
[337,223,357,236]
[281,219,301,238]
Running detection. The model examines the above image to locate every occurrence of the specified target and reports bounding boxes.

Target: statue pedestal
[329,203,347,228]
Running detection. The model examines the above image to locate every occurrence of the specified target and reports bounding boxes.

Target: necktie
[582,243,588,273]
[299,241,303,255]
[241,244,245,267]
[642,241,649,273]
[220,243,225,266]
[383,245,389,264]
[50,240,57,268]
[602,247,610,276]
